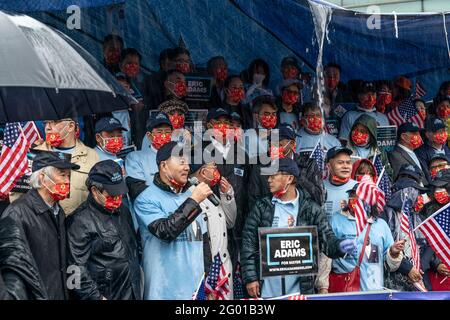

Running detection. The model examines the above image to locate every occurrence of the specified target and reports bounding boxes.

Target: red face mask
[378,92,392,106]
[123,63,139,78]
[170,81,187,98]
[282,90,299,105]
[104,195,123,211]
[351,130,370,146]
[433,131,448,145]
[228,88,245,104]
[438,105,450,120]
[169,114,185,129]
[44,176,70,201]
[215,67,228,82]
[331,175,350,185]
[286,66,299,79]
[102,136,124,154]
[304,116,323,133]
[325,77,339,90]
[361,95,377,110]
[409,133,423,150]
[105,50,120,65]
[270,146,286,160]
[435,190,450,205]
[205,169,221,187]
[273,184,289,199]
[260,115,277,129]
[213,123,231,141]
[176,62,190,74]
[152,133,172,150]
[46,132,64,148]
[414,195,424,212]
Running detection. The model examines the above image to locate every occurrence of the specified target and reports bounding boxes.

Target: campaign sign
[377,125,397,152]
[259,226,319,278]
[185,74,213,101]
[11,150,72,194]
[325,119,339,137]
[332,103,357,118]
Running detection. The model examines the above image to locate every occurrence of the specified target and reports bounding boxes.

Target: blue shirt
[125,144,158,185]
[261,191,301,298]
[296,128,341,153]
[339,109,389,140]
[323,179,357,220]
[134,183,206,300]
[330,212,394,291]
[352,146,371,159]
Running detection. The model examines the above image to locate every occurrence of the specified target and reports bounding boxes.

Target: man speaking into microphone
[189,160,237,299]
[134,141,213,300]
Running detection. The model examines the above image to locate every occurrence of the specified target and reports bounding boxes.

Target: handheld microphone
[189,176,220,206]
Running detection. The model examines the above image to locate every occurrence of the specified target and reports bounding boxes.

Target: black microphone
[189,176,220,206]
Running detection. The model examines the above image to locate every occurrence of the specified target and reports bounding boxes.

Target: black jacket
[415,142,450,184]
[241,188,344,294]
[1,189,68,300]
[222,101,253,130]
[388,145,428,186]
[66,195,142,300]
[0,217,48,300]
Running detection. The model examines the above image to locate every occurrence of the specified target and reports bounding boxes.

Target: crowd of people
[0,32,450,300]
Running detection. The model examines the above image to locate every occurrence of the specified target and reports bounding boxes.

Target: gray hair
[29,166,57,189]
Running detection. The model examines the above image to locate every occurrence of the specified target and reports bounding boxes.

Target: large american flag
[309,141,326,179]
[415,81,426,98]
[20,121,41,146]
[417,203,450,268]
[205,253,231,300]
[0,123,31,195]
[387,97,424,128]
[356,175,386,213]
[400,196,421,270]
[373,155,392,203]
[354,198,368,236]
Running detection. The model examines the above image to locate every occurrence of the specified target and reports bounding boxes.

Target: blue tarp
[1,0,448,98]
[0,0,124,12]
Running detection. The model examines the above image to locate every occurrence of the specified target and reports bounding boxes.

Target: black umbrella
[0,11,135,122]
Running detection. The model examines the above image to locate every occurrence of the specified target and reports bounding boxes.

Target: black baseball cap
[156,141,185,166]
[275,158,299,178]
[326,146,353,162]
[278,124,296,141]
[428,154,450,166]
[281,56,300,70]
[397,163,423,182]
[359,81,376,94]
[207,108,231,122]
[146,112,173,131]
[87,160,128,196]
[32,151,80,172]
[425,116,446,132]
[95,116,127,134]
[397,122,422,136]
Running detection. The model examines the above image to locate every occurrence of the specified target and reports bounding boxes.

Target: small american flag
[233,262,244,300]
[354,198,368,236]
[0,123,31,195]
[309,141,325,178]
[205,253,231,300]
[415,81,426,98]
[373,155,392,203]
[356,175,386,214]
[417,203,450,268]
[387,97,424,128]
[20,122,41,146]
[400,196,421,270]
[192,275,207,300]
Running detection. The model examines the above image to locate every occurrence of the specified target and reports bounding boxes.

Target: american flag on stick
[205,253,231,300]
[20,121,41,146]
[387,97,424,128]
[400,194,421,271]
[415,81,426,98]
[0,123,31,195]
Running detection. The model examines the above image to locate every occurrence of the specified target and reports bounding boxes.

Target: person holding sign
[241,158,356,298]
[329,184,404,292]
[295,103,341,153]
[339,81,389,144]
[415,117,450,184]
[388,122,427,186]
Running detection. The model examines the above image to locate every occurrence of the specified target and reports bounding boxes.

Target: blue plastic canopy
[0,0,124,12]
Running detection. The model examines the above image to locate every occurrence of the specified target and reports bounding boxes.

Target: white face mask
[253,73,265,86]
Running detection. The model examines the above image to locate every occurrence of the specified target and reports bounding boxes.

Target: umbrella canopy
[0,10,133,123]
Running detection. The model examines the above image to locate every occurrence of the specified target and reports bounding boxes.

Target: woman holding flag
[329,178,405,293]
